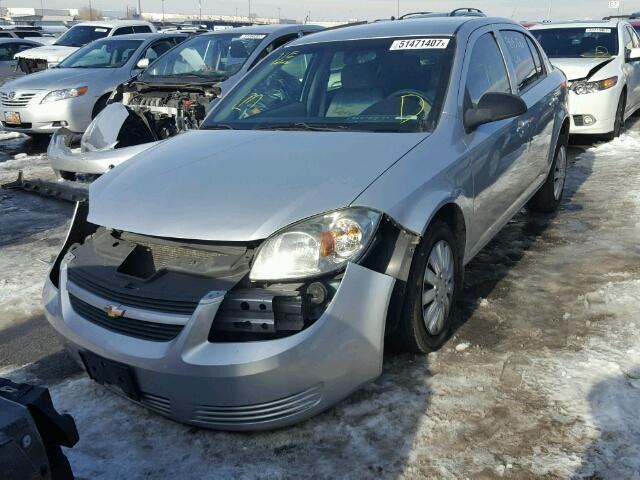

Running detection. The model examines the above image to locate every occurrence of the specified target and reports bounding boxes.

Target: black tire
[528,134,568,213]
[605,93,626,141]
[390,220,463,353]
[91,94,111,119]
[57,170,76,181]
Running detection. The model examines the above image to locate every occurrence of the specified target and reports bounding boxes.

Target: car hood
[1,68,106,91]
[89,129,427,241]
[14,45,78,63]
[550,57,616,81]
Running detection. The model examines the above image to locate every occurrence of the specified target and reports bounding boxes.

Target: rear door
[461,28,531,248]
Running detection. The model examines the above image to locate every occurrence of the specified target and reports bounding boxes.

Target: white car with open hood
[532,20,640,138]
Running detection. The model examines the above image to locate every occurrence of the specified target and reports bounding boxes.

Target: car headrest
[341,62,378,89]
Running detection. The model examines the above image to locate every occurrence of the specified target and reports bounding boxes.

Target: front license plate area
[80,351,140,400]
[4,111,20,125]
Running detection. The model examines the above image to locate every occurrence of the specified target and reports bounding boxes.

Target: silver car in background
[44,16,569,430]
[0,33,186,144]
[47,24,323,178]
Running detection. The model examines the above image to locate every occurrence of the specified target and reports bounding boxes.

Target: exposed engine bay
[17,57,48,74]
[110,82,220,148]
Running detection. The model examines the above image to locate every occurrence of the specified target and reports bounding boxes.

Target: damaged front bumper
[47,103,160,176]
[48,128,158,176]
[43,261,395,431]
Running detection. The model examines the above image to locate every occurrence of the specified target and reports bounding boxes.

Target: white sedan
[532,20,640,139]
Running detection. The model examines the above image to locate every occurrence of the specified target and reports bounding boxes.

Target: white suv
[15,20,156,74]
[532,20,640,139]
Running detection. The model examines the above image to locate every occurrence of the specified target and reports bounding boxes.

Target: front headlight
[571,76,618,95]
[41,86,88,103]
[250,207,381,281]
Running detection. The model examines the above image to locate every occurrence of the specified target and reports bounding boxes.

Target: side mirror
[464,92,528,132]
[136,58,149,70]
[627,47,640,61]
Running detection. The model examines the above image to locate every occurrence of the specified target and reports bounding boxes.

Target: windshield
[58,39,142,68]
[203,37,454,133]
[532,27,618,58]
[142,33,266,80]
[54,25,112,47]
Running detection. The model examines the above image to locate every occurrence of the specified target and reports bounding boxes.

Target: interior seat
[325,62,383,118]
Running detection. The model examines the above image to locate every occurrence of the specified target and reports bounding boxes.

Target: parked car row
[2,7,637,432]
[37,10,573,429]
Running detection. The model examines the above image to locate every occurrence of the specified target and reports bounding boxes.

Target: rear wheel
[390,221,462,353]
[605,93,626,141]
[528,137,568,213]
[56,170,76,181]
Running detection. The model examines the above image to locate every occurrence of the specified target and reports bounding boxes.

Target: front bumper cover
[43,261,395,431]
[47,128,158,176]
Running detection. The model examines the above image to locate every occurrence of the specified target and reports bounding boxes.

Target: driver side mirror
[627,47,640,61]
[135,58,150,70]
[464,92,528,132]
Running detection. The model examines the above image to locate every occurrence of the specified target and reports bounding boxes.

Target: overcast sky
[16,0,640,22]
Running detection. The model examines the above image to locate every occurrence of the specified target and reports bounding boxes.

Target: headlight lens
[571,76,618,95]
[250,208,381,281]
[41,86,88,103]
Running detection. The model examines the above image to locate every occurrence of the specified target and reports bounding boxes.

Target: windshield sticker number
[586,28,611,33]
[390,38,450,50]
[272,50,300,65]
[95,28,108,32]
[240,34,267,39]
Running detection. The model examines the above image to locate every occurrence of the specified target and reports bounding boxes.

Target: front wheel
[390,221,463,353]
[605,93,626,141]
[528,138,568,213]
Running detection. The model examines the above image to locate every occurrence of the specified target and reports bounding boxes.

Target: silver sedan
[43,16,569,430]
[0,33,185,136]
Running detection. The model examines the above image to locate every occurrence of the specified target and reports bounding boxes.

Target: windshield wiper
[255,122,348,132]
[201,123,235,130]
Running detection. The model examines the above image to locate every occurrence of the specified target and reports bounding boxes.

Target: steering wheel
[387,89,434,121]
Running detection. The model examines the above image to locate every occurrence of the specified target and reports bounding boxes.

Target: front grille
[69,294,184,342]
[68,269,199,315]
[190,385,322,427]
[0,91,37,107]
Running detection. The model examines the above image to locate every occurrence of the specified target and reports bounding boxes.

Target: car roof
[288,16,512,45]
[200,23,323,37]
[73,20,153,28]
[93,32,184,41]
[0,37,41,44]
[530,20,622,30]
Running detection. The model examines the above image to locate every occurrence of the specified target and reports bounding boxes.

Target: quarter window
[465,32,511,108]
[501,30,539,92]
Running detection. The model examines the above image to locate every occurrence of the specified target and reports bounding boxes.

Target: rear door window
[500,30,540,92]
[465,32,511,108]
[133,25,152,33]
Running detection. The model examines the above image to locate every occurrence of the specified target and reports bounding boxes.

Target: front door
[460,28,532,250]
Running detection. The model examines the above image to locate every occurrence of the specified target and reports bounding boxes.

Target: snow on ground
[1,125,640,479]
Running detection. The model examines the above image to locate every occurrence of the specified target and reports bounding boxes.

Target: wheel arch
[91,91,113,119]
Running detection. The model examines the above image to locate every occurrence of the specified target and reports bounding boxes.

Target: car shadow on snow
[450,140,596,346]
[571,368,640,479]
[0,133,49,163]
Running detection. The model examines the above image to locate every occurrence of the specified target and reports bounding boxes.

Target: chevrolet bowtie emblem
[103,305,126,318]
